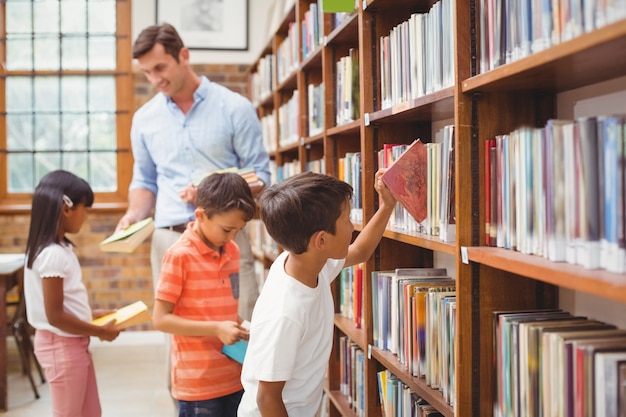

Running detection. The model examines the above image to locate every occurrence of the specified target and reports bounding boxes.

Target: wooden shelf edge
[327,119,361,136]
[325,389,359,417]
[372,347,455,417]
[334,314,367,349]
[466,246,626,303]
[367,87,455,124]
[383,228,457,255]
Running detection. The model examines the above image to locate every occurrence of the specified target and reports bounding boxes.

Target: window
[0,0,133,207]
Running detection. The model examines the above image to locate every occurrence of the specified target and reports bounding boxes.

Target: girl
[24,170,120,417]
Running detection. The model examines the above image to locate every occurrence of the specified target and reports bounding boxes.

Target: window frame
[0,0,133,212]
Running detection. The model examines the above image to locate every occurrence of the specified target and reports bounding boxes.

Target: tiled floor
[5,331,177,417]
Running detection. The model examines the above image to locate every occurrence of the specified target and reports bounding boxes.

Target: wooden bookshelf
[248,0,626,416]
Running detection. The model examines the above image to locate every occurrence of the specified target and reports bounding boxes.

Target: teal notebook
[222,339,248,364]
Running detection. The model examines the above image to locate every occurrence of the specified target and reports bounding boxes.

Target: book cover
[222,320,250,364]
[100,217,155,254]
[92,300,151,329]
[222,339,248,364]
[381,139,428,224]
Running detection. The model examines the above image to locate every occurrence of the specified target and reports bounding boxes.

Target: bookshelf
[248,0,626,416]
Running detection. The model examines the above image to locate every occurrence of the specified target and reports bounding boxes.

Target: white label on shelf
[367,344,372,360]
[323,36,328,47]
[364,113,370,126]
[363,0,367,10]
[461,246,469,264]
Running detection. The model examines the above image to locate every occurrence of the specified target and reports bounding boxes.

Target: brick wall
[2,63,250,330]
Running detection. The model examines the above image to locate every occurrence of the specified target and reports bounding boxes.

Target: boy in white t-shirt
[238,170,395,417]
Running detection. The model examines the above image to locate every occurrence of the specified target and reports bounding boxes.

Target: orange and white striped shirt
[156,223,243,401]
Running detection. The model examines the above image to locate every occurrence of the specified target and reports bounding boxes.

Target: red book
[381,139,428,223]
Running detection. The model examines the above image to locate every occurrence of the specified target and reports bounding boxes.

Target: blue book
[222,339,248,364]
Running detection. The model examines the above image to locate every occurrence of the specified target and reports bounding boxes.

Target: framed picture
[156,0,248,51]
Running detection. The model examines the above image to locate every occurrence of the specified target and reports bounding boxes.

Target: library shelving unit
[247,0,626,416]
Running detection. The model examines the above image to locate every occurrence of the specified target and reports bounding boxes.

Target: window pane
[88,36,116,70]
[88,1,116,34]
[61,77,87,112]
[6,77,33,111]
[7,114,34,151]
[34,115,61,151]
[6,2,33,33]
[33,0,60,34]
[34,77,60,112]
[35,152,62,184]
[90,113,116,150]
[89,77,115,111]
[90,152,117,192]
[61,0,87,34]
[8,153,34,193]
[62,36,88,70]
[6,37,33,70]
[62,114,89,150]
[62,153,89,180]
[34,37,60,70]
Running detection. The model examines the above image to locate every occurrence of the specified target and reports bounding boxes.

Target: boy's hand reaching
[374,168,396,209]
[218,321,250,345]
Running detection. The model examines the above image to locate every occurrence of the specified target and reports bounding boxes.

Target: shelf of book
[462,20,626,93]
[373,348,454,417]
[367,87,455,123]
[326,390,358,417]
[466,247,626,304]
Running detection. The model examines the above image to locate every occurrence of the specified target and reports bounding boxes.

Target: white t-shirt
[239,251,345,417]
[24,242,92,336]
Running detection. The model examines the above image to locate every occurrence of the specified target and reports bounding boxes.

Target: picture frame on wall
[156,0,248,51]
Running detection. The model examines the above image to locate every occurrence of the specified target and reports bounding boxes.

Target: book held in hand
[381,139,428,224]
[92,301,151,330]
[222,320,250,364]
[100,217,155,253]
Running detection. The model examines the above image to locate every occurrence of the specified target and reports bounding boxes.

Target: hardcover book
[100,217,155,254]
[92,301,151,329]
[381,139,428,224]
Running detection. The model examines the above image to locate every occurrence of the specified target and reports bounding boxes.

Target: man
[116,22,270,400]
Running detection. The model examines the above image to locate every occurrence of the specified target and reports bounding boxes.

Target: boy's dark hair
[259,172,353,254]
[26,170,94,268]
[196,172,256,221]
[133,23,185,61]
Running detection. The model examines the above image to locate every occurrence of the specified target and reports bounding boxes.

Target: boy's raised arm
[344,169,396,267]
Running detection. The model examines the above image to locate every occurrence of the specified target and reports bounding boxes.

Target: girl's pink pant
[34,330,101,417]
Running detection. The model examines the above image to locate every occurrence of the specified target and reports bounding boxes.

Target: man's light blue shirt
[129,76,270,228]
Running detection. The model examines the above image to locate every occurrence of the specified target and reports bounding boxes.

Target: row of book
[339,336,366,417]
[307,82,324,137]
[338,264,364,329]
[278,90,300,147]
[379,0,455,110]
[249,53,274,105]
[494,308,626,417]
[336,48,360,126]
[478,0,626,73]
[484,114,626,273]
[276,21,299,85]
[337,152,363,224]
[380,125,456,242]
[301,0,324,61]
[260,112,277,153]
[378,370,445,417]
[371,267,456,407]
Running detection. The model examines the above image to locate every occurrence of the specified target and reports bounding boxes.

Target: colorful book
[100,217,155,254]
